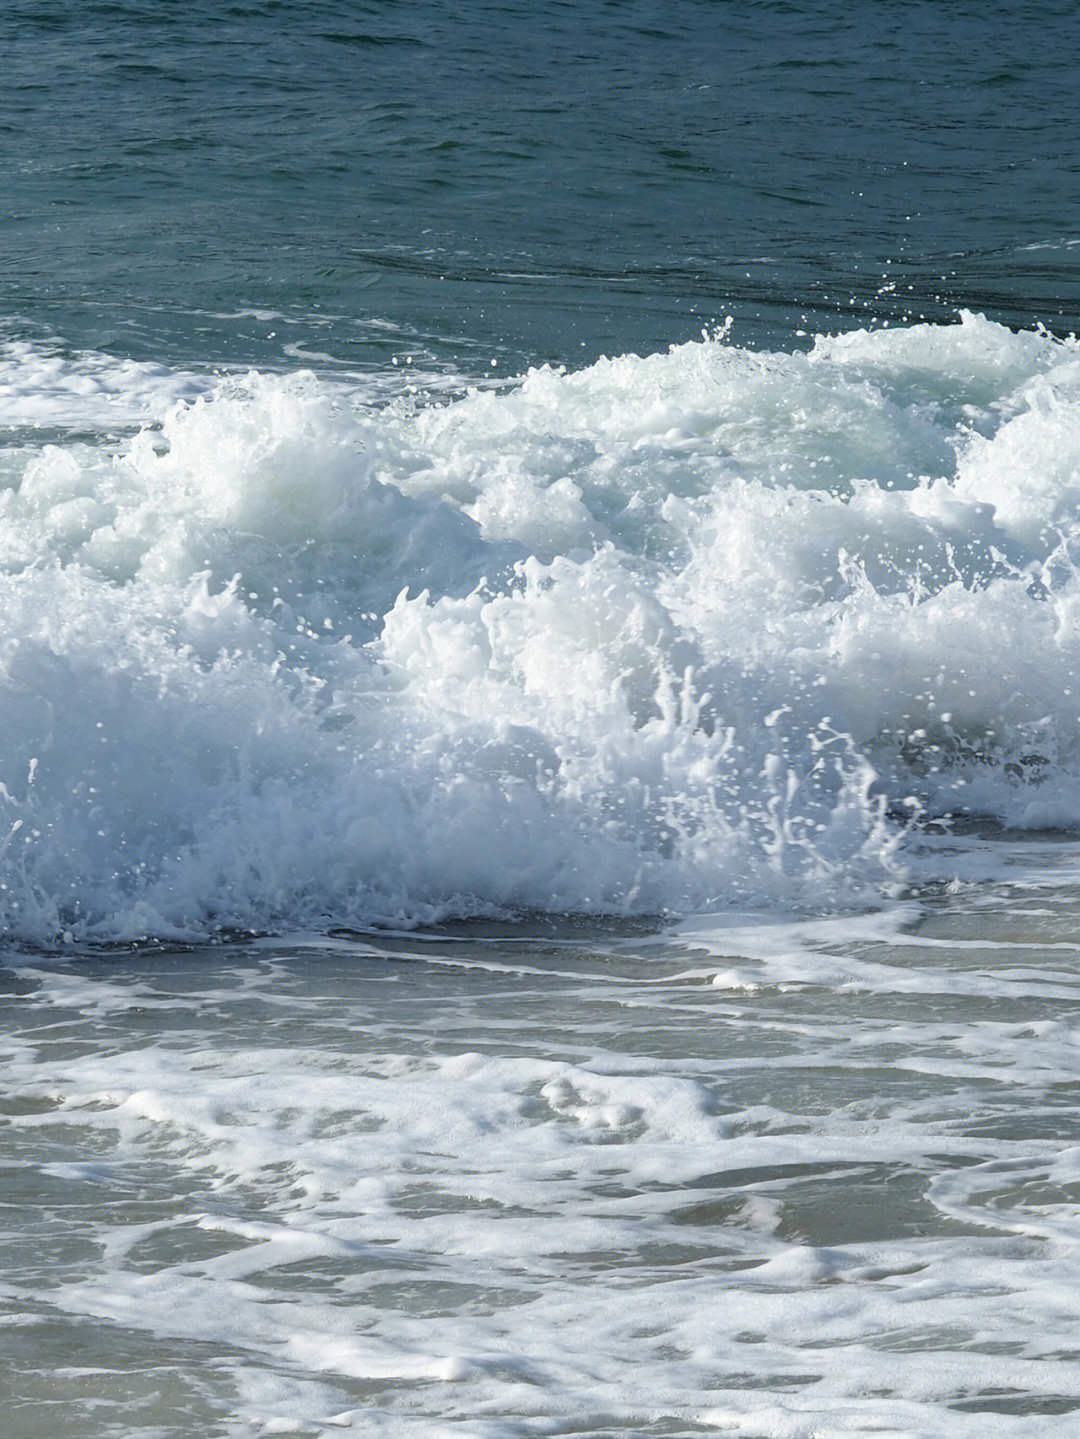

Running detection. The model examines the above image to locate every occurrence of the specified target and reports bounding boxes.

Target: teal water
[5,0,1080,372]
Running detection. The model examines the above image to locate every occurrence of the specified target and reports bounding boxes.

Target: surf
[2,313,1079,942]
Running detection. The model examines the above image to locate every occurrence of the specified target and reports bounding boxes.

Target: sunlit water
[5,1,1080,1435]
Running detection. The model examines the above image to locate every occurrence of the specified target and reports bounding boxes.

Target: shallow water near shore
[6,834,1080,1437]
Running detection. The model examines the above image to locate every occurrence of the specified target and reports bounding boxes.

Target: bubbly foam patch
[0,336,212,432]
[10,894,1080,1437]
[2,314,1080,941]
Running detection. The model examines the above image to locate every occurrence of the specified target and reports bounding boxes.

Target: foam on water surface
[7,860,1080,1436]
[8,310,1080,1431]
[2,314,1080,942]
[8,4,1080,1432]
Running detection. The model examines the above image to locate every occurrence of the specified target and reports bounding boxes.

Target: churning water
[5,2,1080,1435]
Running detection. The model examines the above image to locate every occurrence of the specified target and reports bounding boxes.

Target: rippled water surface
[5,0,1080,369]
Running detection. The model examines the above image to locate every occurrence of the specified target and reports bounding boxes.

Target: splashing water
[2,314,1080,942]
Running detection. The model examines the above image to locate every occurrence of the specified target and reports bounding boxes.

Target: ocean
[5,1,1080,1434]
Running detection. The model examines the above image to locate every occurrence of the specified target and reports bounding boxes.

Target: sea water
[5,2,1080,1435]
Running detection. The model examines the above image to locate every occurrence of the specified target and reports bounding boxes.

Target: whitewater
[9,308,1080,1438]
[3,312,1080,943]
[9,0,1080,1431]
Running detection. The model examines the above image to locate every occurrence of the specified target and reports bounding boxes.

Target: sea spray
[3,314,1080,941]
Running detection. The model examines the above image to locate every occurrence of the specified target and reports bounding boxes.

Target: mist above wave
[1,313,1079,942]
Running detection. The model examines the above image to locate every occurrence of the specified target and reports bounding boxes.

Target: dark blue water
[5,0,1080,374]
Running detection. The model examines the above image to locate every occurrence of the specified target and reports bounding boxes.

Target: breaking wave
[2,312,1080,941]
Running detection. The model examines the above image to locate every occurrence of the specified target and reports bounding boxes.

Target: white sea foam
[0,336,212,432]
[9,891,1080,1436]
[2,313,1080,941]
